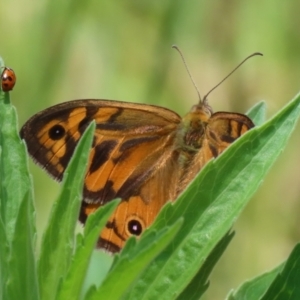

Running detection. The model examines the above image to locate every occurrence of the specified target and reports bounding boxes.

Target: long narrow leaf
[57,199,119,300]
[227,263,284,300]
[88,219,183,300]
[38,122,95,300]
[0,213,9,300]
[0,74,33,245]
[261,244,300,300]
[247,100,266,125]
[125,93,300,299]
[0,55,38,300]
[6,192,39,300]
[178,231,235,300]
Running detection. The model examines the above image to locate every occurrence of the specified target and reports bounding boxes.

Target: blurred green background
[1,0,300,299]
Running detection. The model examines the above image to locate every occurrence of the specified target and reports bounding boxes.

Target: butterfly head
[190,96,213,123]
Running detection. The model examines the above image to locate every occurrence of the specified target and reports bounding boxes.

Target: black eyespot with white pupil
[49,124,65,140]
[127,219,143,236]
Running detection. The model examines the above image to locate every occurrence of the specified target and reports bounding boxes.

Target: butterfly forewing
[20,99,180,180]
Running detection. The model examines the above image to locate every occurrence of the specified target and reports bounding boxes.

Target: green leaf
[87,219,183,300]
[37,122,95,300]
[57,199,119,300]
[0,55,37,300]
[178,231,235,300]
[125,93,300,299]
[227,263,284,300]
[0,213,9,300]
[0,86,34,245]
[247,101,266,125]
[261,243,300,300]
[6,192,39,300]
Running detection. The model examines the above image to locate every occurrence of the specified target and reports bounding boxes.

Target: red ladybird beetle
[1,67,16,92]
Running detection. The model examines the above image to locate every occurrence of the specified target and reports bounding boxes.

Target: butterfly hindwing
[80,144,183,252]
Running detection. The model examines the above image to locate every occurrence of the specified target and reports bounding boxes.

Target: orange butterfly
[20,52,259,252]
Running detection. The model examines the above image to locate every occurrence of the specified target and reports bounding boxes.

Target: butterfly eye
[127,218,144,236]
[48,124,66,140]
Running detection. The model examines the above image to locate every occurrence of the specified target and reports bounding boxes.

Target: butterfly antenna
[172,45,203,103]
[202,52,263,104]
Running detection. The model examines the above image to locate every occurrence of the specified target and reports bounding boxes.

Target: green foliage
[247,101,266,126]
[88,220,182,300]
[56,200,119,300]
[118,94,300,300]
[261,244,300,300]
[1,53,300,299]
[228,244,300,300]
[0,57,38,300]
[178,232,235,300]
[227,263,284,300]
[37,119,95,300]
[3,2,300,298]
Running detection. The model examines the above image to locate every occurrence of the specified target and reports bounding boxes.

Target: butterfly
[20,96,254,252]
[20,52,259,253]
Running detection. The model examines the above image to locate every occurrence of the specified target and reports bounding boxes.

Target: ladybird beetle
[1,67,16,92]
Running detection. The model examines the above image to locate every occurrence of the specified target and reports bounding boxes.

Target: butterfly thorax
[180,103,213,150]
